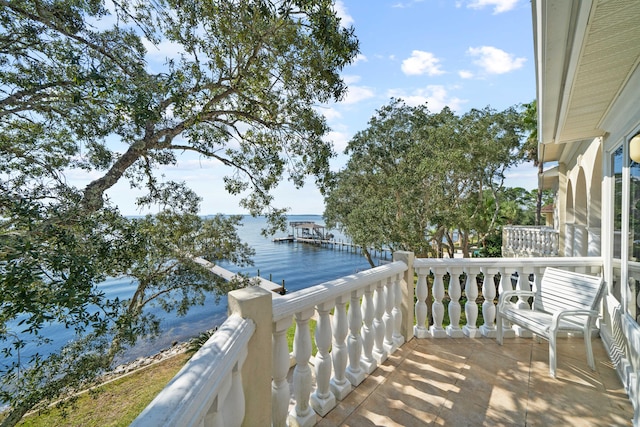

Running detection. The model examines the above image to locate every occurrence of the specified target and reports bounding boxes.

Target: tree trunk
[362,247,376,268]
[1,404,30,427]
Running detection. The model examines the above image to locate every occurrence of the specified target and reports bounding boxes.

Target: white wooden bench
[496,267,605,377]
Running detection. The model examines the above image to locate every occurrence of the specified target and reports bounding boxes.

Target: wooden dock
[271,221,392,260]
[193,256,285,294]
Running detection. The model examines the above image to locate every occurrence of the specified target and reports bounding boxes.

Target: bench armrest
[550,309,599,331]
[497,290,535,310]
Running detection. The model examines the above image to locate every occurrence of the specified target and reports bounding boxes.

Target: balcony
[132,254,637,426]
[502,226,559,257]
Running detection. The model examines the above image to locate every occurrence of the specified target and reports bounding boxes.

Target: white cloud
[326,130,352,153]
[392,0,425,8]
[466,0,520,14]
[352,54,368,65]
[387,85,466,112]
[334,1,354,27]
[340,86,375,105]
[458,70,474,79]
[401,50,445,76]
[342,74,361,85]
[316,106,342,121]
[467,46,525,74]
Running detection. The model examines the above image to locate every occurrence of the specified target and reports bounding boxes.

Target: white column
[372,279,388,364]
[330,295,351,400]
[430,268,447,338]
[272,317,292,427]
[463,268,481,338]
[588,227,601,257]
[392,273,405,348]
[573,223,587,257]
[288,309,315,427]
[446,268,464,338]
[414,270,429,338]
[311,303,336,417]
[360,283,377,374]
[345,289,366,386]
[564,222,574,257]
[480,268,497,338]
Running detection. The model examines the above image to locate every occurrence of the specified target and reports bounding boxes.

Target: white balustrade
[136,253,609,427]
[271,261,408,425]
[131,314,254,427]
[413,257,604,343]
[502,226,560,257]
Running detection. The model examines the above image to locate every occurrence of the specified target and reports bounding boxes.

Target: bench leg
[496,311,503,345]
[584,324,596,371]
[549,332,557,378]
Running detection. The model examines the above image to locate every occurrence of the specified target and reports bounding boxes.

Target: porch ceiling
[536,0,640,163]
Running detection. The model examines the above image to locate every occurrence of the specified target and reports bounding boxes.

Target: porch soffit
[539,0,640,162]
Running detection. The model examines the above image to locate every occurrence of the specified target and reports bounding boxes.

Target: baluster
[497,267,515,339]
[311,303,336,417]
[272,318,292,427]
[330,296,351,400]
[513,268,533,338]
[204,370,231,427]
[480,267,497,338]
[414,269,429,338]
[360,284,377,374]
[288,309,315,427]
[383,277,396,351]
[222,358,246,427]
[430,268,447,338]
[531,267,544,310]
[446,268,464,338]
[392,273,405,348]
[372,279,388,363]
[346,289,366,386]
[463,267,481,338]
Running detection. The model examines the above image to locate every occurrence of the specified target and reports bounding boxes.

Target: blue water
[2,215,380,367]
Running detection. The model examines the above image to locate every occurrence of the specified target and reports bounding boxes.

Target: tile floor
[313,336,634,426]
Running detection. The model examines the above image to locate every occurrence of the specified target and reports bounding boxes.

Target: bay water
[3,214,378,368]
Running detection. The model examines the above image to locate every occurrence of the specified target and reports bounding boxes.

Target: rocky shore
[102,341,191,382]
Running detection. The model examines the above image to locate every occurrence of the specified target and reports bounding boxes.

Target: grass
[12,319,316,427]
[16,353,190,427]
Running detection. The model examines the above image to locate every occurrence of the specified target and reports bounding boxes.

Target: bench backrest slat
[534,267,605,314]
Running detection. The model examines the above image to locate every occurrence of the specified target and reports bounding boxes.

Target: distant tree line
[323,99,545,265]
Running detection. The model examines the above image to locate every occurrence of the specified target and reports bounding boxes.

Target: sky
[90,0,538,216]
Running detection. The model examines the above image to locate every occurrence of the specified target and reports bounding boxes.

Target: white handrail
[131,314,255,427]
[272,261,408,322]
